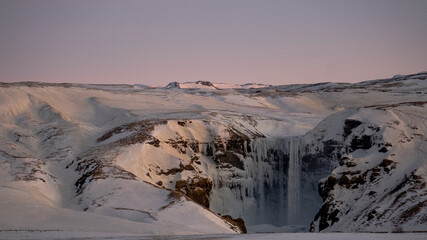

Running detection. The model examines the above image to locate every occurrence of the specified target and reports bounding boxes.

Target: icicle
[200,143,206,155]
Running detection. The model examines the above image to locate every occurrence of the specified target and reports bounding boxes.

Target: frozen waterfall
[209,136,304,227]
[249,137,302,225]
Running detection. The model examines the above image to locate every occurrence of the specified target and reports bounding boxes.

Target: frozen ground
[1,231,426,240]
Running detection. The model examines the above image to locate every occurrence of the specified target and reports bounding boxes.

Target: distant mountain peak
[165,81,218,90]
[165,81,181,89]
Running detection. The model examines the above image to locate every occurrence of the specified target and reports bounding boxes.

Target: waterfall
[249,137,302,225]
[287,137,301,225]
[250,138,288,225]
[209,136,303,227]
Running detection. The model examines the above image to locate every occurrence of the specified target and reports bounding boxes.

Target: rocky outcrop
[96,120,167,145]
[175,177,212,208]
[165,81,181,89]
[310,107,427,232]
[221,215,247,233]
[67,120,167,194]
[343,119,362,137]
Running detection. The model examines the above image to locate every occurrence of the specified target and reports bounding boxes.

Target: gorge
[0,72,426,234]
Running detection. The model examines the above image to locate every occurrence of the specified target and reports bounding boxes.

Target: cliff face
[86,102,427,233]
[81,102,427,232]
[309,105,427,232]
[0,72,426,233]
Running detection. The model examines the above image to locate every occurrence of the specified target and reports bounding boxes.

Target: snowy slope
[0,72,426,234]
[0,87,238,234]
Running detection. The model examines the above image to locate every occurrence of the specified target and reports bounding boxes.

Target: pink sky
[0,0,426,86]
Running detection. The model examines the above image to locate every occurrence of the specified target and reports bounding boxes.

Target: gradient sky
[0,0,426,86]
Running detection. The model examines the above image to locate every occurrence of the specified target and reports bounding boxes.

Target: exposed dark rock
[72,155,137,194]
[188,142,199,153]
[159,163,196,175]
[389,172,420,196]
[147,138,160,147]
[399,200,427,223]
[160,167,181,175]
[175,179,187,189]
[213,128,253,159]
[350,135,372,151]
[187,188,210,208]
[0,149,55,183]
[175,177,212,208]
[370,171,381,182]
[339,156,350,166]
[350,175,366,185]
[392,192,407,206]
[318,219,329,232]
[221,215,247,233]
[380,159,396,173]
[226,129,251,155]
[319,175,337,201]
[368,209,377,220]
[380,158,394,168]
[165,137,188,154]
[368,191,376,196]
[96,120,166,145]
[343,119,362,137]
[311,202,332,232]
[190,155,199,163]
[347,170,361,175]
[329,209,340,225]
[165,81,180,88]
[196,81,215,87]
[346,161,357,167]
[378,147,388,153]
[214,151,244,170]
[339,174,351,188]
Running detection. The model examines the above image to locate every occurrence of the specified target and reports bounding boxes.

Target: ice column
[287,137,301,225]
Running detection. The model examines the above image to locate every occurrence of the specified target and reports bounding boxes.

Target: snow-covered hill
[0,72,426,234]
